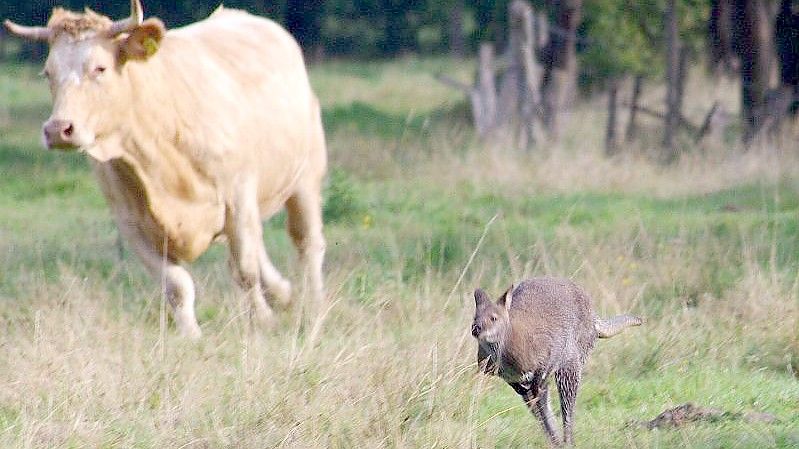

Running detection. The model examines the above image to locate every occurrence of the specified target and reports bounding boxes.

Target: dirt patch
[629,402,779,430]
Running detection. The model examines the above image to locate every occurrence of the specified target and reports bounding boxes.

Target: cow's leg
[285,186,326,304]
[225,190,275,326]
[122,228,202,339]
[257,243,292,307]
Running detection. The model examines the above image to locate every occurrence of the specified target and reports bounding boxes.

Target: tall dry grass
[2,217,796,447]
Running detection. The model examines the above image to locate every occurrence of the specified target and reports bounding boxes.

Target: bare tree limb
[435,73,472,93]
[695,101,720,142]
[620,102,700,134]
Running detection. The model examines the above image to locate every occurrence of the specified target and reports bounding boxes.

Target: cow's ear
[119,18,165,63]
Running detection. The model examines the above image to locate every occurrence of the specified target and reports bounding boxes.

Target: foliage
[323,168,366,223]
[1,0,708,75]
[580,0,711,88]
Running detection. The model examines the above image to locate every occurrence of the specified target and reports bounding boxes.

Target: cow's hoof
[253,306,277,330]
[269,280,293,309]
[178,323,202,340]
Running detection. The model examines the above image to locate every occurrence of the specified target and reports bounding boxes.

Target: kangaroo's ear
[474,289,491,307]
[497,284,514,311]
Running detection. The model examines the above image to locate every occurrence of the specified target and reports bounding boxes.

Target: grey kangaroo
[471,277,642,446]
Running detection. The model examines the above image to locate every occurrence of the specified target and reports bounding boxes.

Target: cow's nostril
[63,123,74,137]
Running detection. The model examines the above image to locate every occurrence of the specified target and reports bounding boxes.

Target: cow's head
[4,0,164,153]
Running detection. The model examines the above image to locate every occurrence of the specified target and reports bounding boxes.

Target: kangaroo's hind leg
[555,363,583,446]
[510,373,560,446]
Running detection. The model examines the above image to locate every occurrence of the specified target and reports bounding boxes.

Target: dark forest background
[0,0,719,61]
[2,0,798,148]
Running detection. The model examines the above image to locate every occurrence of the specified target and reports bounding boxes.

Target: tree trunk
[494,0,542,148]
[732,0,773,142]
[605,79,620,155]
[775,0,799,115]
[474,43,498,136]
[663,0,680,161]
[676,46,689,123]
[496,13,522,129]
[709,0,736,74]
[438,0,545,146]
[473,0,495,44]
[696,101,721,143]
[285,0,324,62]
[513,0,540,148]
[449,0,466,58]
[533,11,549,55]
[626,74,643,141]
[541,0,582,140]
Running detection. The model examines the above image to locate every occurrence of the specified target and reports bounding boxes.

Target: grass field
[1,56,798,448]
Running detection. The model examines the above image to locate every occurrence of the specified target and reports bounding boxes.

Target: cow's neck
[122,55,185,155]
[105,50,217,189]
[90,52,225,261]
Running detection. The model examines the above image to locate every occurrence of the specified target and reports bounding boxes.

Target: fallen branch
[620,101,699,134]
[435,73,471,93]
[627,403,779,430]
[695,101,719,143]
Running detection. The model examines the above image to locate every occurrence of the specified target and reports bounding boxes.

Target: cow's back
[100,8,325,262]
[135,8,323,212]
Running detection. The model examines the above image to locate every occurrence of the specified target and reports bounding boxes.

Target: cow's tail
[595,314,644,338]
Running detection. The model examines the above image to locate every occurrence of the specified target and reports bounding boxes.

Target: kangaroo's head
[471,285,514,345]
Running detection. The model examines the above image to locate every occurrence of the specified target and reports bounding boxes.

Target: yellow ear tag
[143,37,159,57]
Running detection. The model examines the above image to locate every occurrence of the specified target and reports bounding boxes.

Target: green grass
[1,57,798,447]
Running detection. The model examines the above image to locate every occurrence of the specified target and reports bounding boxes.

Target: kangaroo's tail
[595,314,644,338]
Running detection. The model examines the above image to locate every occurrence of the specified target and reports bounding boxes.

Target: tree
[379,0,423,56]
[471,0,511,50]
[437,1,541,145]
[663,0,680,157]
[448,0,466,57]
[285,0,324,61]
[540,0,582,139]
[732,0,773,141]
[709,0,736,73]
[775,0,799,110]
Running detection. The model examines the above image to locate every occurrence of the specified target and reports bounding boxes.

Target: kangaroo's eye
[490,316,497,322]
[92,66,107,77]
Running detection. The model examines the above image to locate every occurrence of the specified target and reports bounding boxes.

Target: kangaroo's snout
[471,322,481,337]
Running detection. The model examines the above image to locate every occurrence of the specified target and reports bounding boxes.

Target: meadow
[0,57,798,448]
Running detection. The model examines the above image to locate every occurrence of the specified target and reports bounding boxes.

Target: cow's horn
[108,0,144,36]
[4,20,52,41]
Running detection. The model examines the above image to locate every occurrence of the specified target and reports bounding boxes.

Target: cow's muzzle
[43,119,78,150]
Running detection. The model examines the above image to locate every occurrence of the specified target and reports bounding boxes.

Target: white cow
[5,0,327,338]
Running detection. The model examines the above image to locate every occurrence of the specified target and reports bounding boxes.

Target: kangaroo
[470,277,642,446]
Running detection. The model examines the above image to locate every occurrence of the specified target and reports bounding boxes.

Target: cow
[4,0,327,339]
